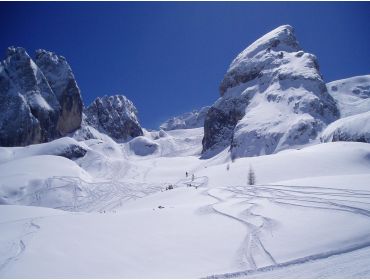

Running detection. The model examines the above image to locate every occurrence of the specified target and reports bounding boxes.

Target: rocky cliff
[202,25,339,158]
[35,49,83,135]
[0,47,83,147]
[84,95,143,142]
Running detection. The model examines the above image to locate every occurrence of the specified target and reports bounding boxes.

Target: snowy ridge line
[204,240,370,279]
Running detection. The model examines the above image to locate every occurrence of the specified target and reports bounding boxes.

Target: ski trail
[205,240,370,279]
[0,218,41,274]
[206,188,276,270]
[203,182,370,278]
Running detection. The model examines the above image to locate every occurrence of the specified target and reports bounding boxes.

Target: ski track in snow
[204,183,370,278]
[6,174,370,278]
[0,218,41,273]
[205,187,277,270]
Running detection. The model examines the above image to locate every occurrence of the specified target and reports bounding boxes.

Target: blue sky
[1,2,369,129]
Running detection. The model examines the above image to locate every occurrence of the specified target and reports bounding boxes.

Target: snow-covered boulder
[160,106,210,130]
[0,137,89,163]
[202,25,339,158]
[321,111,370,143]
[35,49,83,135]
[327,75,370,118]
[84,95,143,142]
[129,136,159,156]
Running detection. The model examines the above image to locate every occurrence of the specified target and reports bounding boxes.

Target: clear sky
[1,2,369,129]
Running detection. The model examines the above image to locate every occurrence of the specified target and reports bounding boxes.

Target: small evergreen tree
[248,166,256,185]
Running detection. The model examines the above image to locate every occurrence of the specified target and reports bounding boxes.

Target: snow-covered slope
[1,139,370,278]
[202,25,339,158]
[327,75,370,118]
[160,106,210,130]
[138,127,204,157]
[84,95,143,142]
[321,111,370,143]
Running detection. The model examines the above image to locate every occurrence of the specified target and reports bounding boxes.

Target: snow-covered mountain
[327,75,370,118]
[84,95,143,142]
[0,47,83,147]
[202,25,339,158]
[1,26,370,279]
[160,106,210,130]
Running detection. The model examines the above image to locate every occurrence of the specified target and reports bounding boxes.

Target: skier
[192,174,195,181]
[186,171,188,178]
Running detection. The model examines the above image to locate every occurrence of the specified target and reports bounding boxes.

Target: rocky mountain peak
[6,46,28,58]
[220,25,302,96]
[202,25,339,158]
[0,46,83,146]
[35,49,83,135]
[84,95,143,142]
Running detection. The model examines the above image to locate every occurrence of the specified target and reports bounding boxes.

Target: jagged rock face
[202,25,339,158]
[0,47,83,147]
[0,47,61,146]
[35,49,83,136]
[327,75,370,118]
[84,95,143,142]
[160,106,210,131]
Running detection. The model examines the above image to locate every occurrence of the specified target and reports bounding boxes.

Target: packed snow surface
[1,125,370,278]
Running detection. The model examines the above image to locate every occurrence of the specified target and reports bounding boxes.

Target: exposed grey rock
[202,25,339,158]
[84,95,143,142]
[35,49,83,135]
[0,47,60,146]
[0,47,83,147]
[160,106,210,131]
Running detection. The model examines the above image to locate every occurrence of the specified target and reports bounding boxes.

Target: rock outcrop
[84,95,143,142]
[35,49,83,135]
[202,25,339,158]
[321,111,370,143]
[160,106,210,131]
[0,47,60,146]
[0,47,83,147]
